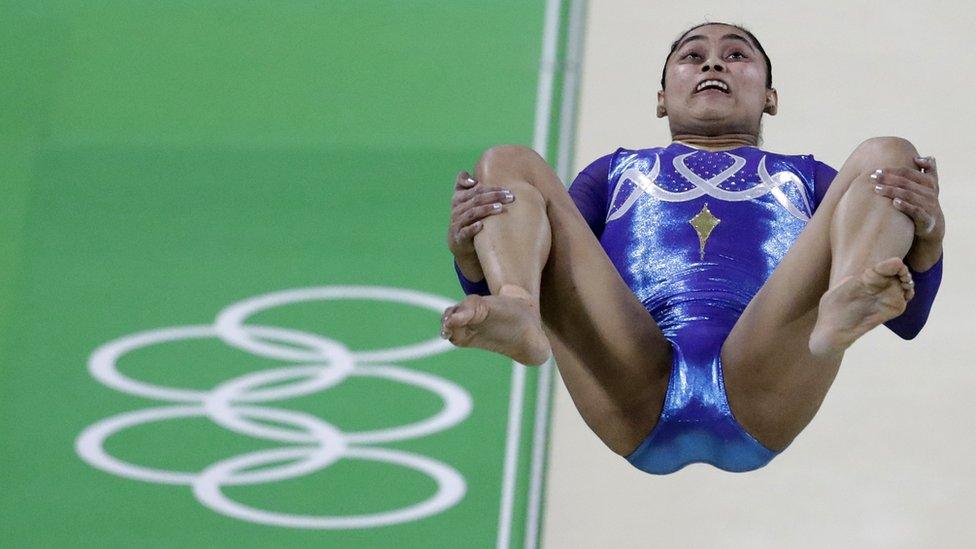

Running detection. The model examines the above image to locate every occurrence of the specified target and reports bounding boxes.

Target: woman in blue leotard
[440,22,945,474]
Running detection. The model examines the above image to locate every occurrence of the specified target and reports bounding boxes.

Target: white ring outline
[192,446,466,530]
[214,286,455,364]
[78,285,472,529]
[89,324,356,403]
[76,405,347,486]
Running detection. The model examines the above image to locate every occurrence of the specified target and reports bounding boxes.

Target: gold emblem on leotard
[689,203,720,260]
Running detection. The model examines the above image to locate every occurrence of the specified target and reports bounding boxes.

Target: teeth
[696,80,728,92]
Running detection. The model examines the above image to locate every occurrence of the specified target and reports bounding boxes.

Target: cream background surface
[543,1,975,547]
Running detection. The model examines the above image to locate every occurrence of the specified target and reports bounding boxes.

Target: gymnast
[439,22,945,474]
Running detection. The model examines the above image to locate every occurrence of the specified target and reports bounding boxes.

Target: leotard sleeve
[884,252,943,339]
[812,159,837,211]
[812,159,944,340]
[567,152,614,239]
[454,260,491,296]
[453,152,615,296]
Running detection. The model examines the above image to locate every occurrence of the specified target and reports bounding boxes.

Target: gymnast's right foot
[808,257,915,358]
[440,285,552,366]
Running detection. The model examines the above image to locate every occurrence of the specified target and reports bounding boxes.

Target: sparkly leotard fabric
[455,141,943,474]
[606,142,821,473]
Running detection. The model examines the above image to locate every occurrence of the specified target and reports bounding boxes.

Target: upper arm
[568,152,613,238]
[812,159,838,212]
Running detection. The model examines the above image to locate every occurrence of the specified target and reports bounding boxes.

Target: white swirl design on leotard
[606,152,813,222]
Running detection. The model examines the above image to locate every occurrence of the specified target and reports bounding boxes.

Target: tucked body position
[440,22,945,474]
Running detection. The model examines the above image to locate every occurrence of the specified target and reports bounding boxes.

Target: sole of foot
[808,256,914,358]
[440,286,551,366]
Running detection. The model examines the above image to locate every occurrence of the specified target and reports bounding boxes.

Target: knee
[849,136,920,173]
[842,136,921,196]
[474,144,545,184]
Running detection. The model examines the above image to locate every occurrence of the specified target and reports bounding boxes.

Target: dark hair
[660,22,772,90]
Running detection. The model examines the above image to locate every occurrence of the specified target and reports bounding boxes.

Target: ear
[763,88,778,116]
[656,90,667,118]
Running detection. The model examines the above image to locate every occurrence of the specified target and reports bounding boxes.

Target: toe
[873,257,906,278]
[861,268,893,292]
[443,313,460,330]
[441,307,455,327]
[451,305,478,327]
[460,295,490,325]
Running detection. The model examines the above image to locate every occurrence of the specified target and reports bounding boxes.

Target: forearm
[454,259,490,296]
[884,252,943,339]
[455,254,484,283]
[905,241,942,273]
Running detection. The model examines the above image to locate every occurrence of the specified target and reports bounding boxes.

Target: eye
[728,51,747,60]
[682,52,701,60]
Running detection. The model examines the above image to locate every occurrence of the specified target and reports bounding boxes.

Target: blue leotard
[455,141,943,474]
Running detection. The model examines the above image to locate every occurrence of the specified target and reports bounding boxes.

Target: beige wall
[544,1,975,547]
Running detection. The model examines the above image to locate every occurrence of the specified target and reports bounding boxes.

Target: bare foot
[809,257,915,358]
[440,285,552,365]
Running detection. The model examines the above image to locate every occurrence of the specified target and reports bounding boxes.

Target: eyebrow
[676,33,755,52]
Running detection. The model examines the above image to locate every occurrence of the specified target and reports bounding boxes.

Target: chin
[690,110,734,126]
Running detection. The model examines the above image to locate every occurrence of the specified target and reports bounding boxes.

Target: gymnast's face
[657,24,777,138]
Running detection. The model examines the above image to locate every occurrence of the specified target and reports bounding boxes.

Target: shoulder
[576,145,672,185]
[758,147,835,173]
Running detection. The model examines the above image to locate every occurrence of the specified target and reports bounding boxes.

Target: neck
[671,132,758,151]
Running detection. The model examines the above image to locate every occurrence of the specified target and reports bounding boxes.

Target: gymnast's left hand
[873,156,944,271]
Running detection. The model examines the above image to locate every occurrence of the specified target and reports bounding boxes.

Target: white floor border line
[524,356,554,549]
[525,2,586,549]
[497,0,563,548]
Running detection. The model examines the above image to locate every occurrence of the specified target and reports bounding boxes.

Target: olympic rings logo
[76,286,472,529]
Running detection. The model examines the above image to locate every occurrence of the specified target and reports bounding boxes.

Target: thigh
[720,137,920,449]
[475,145,673,455]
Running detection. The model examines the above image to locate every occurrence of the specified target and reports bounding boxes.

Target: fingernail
[503,193,515,202]
[492,203,502,210]
[874,184,883,193]
[894,198,903,206]
[466,177,477,184]
[914,156,925,162]
[870,169,882,180]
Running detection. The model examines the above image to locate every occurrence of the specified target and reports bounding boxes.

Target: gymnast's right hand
[447,170,516,279]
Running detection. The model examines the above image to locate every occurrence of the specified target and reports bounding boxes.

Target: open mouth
[695,79,730,94]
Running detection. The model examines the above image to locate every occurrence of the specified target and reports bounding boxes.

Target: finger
[451,222,484,248]
[913,156,938,180]
[891,198,936,234]
[455,170,478,190]
[459,203,505,226]
[462,189,515,209]
[451,185,507,209]
[877,167,937,193]
[873,181,930,206]
[458,221,484,241]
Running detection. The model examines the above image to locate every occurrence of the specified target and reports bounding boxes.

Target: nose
[702,62,725,73]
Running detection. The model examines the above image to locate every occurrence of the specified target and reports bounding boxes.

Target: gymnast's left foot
[809,257,915,357]
[439,285,552,366]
